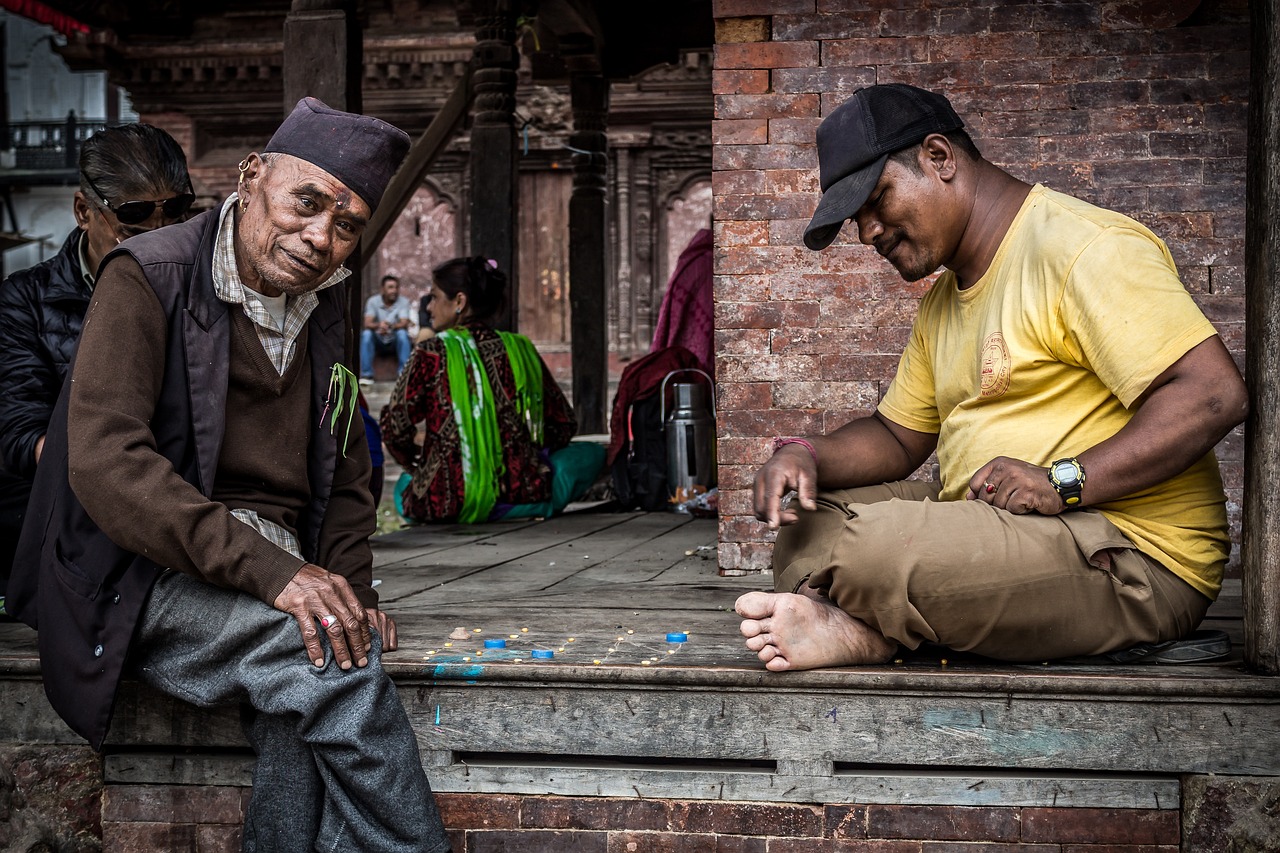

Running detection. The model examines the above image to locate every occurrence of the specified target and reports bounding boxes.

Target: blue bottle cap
[484,638,507,649]
[666,632,688,643]
[531,649,555,659]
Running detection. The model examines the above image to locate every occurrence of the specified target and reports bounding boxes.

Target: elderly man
[361,273,414,383]
[8,99,449,852]
[0,123,192,608]
[738,84,1248,671]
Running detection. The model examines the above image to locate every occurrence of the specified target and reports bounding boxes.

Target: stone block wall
[710,0,1250,574]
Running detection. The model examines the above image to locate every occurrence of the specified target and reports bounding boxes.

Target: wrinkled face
[852,154,957,283]
[234,153,370,297]
[381,277,400,303]
[74,182,190,272]
[423,282,464,332]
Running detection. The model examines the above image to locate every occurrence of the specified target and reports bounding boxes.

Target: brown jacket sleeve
[68,256,307,603]
[314,396,378,611]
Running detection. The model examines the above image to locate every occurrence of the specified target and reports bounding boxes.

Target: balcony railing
[6,115,107,171]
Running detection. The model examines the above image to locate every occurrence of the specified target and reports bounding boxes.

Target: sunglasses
[83,173,195,226]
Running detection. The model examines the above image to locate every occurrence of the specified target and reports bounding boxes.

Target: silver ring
[319,614,338,629]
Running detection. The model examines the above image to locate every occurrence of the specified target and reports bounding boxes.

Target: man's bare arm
[968,336,1247,513]
[753,412,937,528]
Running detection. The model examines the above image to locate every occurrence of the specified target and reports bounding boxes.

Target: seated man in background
[9,98,450,851]
[0,123,192,610]
[739,84,1248,671]
[360,272,414,383]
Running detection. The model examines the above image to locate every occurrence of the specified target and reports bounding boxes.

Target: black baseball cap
[803,84,965,251]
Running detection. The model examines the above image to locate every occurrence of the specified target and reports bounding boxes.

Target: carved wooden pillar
[469,4,519,331]
[568,71,609,434]
[282,0,363,370]
[614,147,633,354]
[1244,0,1280,674]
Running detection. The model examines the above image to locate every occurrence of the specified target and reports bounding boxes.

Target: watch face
[1052,460,1080,485]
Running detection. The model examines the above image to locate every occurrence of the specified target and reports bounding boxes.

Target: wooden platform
[1,510,1276,814]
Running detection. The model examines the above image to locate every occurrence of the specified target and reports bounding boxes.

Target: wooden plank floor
[1,509,1275,811]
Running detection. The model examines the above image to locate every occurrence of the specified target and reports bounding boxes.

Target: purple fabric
[650,228,714,376]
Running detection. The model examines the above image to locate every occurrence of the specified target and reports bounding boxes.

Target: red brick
[103,822,199,852]
[986,4,1041,33]
[719,353,823,384]
[883,62,986,91]
[715,119,770,145]
[822,36,930,66]
[935,5,994,34]
[772,13,881,41]
[103,785,243,825]
[768,118,822,145]
[607,831,720,853]
[714,836,768,852]
[1020,807,1179,845]
[715,221,771,248]
[762,840,845,853]
[435,792,521,829]
[716,328,772,354]
[717,41,819,70]
[829,842,922,853]
[714,0,816,15]
[716,93,821,120]
[716,300,821,329]
[772,66,877,98]
[715,193,818,222]
[867,805,1020,841]
[468,829,608,853]
[774,380,878,410]
[825,803,869,838]
[720,409,826,436]
[197,823,242,853]
[930,32,1036,62]
[714,69,772,95]
[1061,846,1179,853]
[715,381,773,411]
[520,797,668,832]
[921,840,1059,845]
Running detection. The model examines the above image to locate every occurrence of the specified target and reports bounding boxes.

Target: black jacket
[7,210,357,749]
[0,228,90,498]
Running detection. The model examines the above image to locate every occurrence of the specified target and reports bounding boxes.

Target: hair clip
[486,258,498,269]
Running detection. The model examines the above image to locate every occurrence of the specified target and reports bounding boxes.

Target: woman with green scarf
[381,257,600,523]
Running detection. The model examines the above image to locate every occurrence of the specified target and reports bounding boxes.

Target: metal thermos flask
[662,369,716,506]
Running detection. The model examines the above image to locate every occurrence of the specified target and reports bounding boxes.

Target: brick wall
[710,0,1250,574]
[90,785,1186,851]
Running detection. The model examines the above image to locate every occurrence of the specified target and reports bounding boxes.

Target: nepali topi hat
[264,97,410,213]
[803,84,964,251]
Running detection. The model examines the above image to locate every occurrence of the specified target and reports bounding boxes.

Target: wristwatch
[1048,457,1086,508]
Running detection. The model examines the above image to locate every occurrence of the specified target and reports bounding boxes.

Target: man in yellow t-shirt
[737,84,1248,669]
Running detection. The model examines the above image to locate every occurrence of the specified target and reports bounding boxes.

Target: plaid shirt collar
[212,193,350,373]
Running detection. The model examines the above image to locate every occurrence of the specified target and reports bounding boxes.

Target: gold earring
[237,158,250,212]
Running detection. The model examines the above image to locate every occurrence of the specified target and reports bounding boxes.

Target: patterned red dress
[380,323,576,522]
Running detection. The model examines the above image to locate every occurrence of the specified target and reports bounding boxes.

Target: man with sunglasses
[0,123,192,609]
[7,98,450,852]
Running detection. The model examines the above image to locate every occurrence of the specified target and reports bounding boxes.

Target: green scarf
[437,327,546,523]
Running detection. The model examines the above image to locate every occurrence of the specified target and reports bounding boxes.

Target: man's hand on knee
[274,563,371,669]
[966,456,1064,515]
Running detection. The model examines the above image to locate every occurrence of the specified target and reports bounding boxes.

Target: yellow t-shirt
[877,185,1228,598]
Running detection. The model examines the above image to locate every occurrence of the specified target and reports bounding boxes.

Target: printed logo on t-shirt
[980,331,1011,398]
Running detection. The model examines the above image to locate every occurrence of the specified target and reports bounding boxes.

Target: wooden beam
[360,67,474,259]
[467,4,520,331]
[1244,0,1280,675]
[568,71,610,434]
[280,0,365,375]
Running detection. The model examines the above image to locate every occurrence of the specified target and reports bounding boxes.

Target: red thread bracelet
[771,436,818,465]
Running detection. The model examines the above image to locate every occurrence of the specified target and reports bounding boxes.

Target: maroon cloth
[607,345,703,466]
[650,228,714,376]
[380,324,576,522]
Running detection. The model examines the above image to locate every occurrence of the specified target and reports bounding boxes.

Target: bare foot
[735,591,897,672]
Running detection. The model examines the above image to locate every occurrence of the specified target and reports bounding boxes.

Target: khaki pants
[772,481,1210,661]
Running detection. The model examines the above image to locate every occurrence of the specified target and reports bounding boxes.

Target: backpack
[607,346,703,511]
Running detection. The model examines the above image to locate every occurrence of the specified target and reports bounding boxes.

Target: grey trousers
[132,571,450,853]
[773,481,1211,661]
